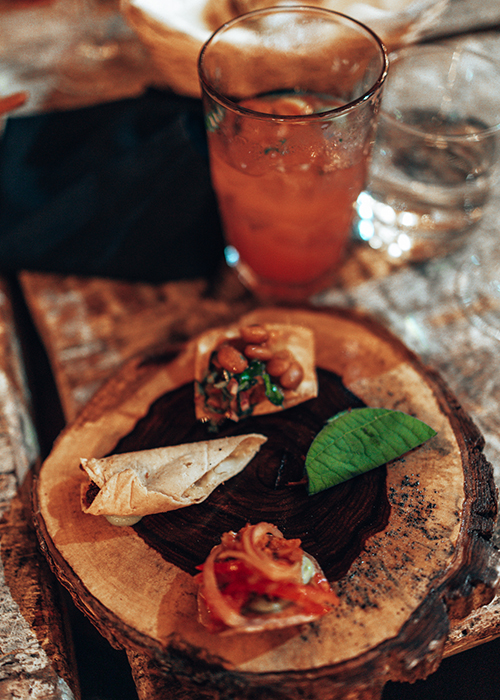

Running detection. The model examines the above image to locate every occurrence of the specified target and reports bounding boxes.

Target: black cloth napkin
[0,88,225,283]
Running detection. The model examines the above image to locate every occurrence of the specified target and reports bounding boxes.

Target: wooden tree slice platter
[33,307,498,700]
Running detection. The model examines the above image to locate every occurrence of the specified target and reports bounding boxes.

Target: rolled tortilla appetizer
[196,522,339,634]
[80,434,267,521]
[195,322,318,426]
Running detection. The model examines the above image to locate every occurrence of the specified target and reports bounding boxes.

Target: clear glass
[56,0,140,98]
[355,45,500,263]
[198,6,387,302]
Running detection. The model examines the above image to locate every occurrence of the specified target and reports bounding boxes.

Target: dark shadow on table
[382,639,500,700]
[70,609,500,700]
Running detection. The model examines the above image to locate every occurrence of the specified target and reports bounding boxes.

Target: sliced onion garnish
[209,523,301,585]
[201,546,249,629]
[198,522,338,632]
[201,524,302,628]
[244,522,302,582]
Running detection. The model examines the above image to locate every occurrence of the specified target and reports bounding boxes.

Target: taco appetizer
[81,434,267,521]
[196,522,338,634]
[195,323,317,426]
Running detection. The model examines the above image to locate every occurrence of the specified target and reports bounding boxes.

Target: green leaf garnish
[238,360,265,389]
[305,407,437,495]
[237,360,284,406]
[262,373,284,406]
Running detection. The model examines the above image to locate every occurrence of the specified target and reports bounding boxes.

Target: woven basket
[121,0,449,98]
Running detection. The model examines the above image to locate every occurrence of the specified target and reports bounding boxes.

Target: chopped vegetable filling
[197,356,284,425]
[195,522,339,633]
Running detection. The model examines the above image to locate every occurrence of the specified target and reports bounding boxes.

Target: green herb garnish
[237,360,284,407]
[262,372,284,406]
[199,358,284,428]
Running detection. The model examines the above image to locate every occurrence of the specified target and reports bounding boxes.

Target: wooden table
[1,4,500,700]
[8,200,500,698]
[0,278,78,699]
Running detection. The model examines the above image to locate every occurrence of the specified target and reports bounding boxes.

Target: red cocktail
[199,7,387,300]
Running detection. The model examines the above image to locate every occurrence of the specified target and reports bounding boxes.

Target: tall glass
[356,45,500,263]
[198,7,387,302]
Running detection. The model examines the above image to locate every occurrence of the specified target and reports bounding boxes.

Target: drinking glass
[56,0,134,97]
[355,45,500,263]
[198,6,387,302]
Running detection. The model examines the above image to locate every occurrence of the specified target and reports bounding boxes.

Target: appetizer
[195,522,338,633]
[81,434,267,522]
[195,322,317,426]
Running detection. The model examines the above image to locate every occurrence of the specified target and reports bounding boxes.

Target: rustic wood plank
[33,305,498,700]
[18,31,500,685]
[0,278,80,699]
[19,235,500,673]
[19,270,258,700]
[19,271,256,423]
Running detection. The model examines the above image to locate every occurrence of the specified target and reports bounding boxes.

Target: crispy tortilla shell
[194,323,318,422]
[81,434,267,517]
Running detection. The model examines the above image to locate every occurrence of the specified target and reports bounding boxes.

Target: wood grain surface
[33,307,497,700]
[0,278,79,700]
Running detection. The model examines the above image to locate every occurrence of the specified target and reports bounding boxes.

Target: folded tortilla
[80,434,267,518]
[195,323,318,423]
